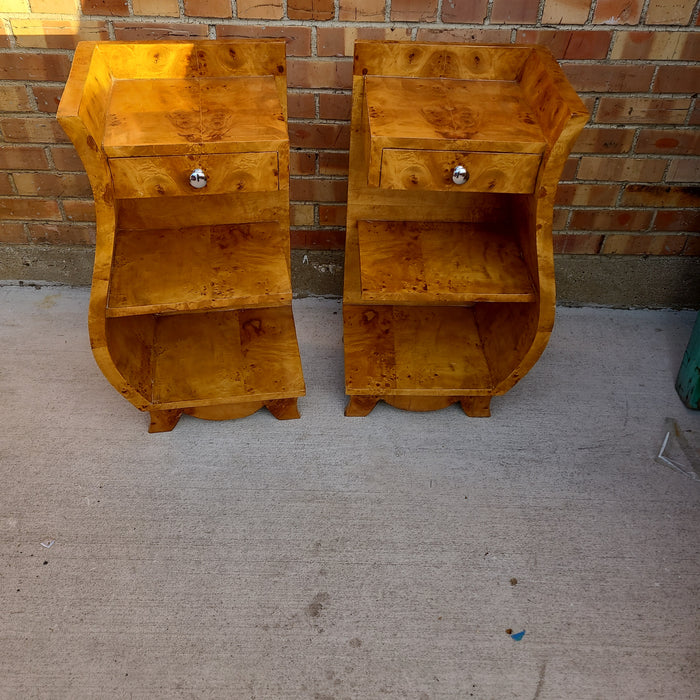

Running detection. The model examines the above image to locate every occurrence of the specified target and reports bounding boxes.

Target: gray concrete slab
[0,285,698,699]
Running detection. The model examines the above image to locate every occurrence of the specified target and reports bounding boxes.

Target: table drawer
[110,152,279,199]
[379,149,541,194]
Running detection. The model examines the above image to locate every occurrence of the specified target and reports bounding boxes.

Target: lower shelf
[107,222,292,316]
[356,220,535,304]
[344,304,493,396]
[106,306,305,410]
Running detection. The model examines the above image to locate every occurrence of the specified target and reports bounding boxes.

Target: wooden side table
[343,42,588,417]
[58,40,305,432]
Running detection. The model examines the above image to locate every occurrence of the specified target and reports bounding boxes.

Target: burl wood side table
[343,42,588,417]
[58,40,305,432]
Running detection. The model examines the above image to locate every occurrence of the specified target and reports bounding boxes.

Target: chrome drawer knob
[189,168,207,189]
[452,165,469,185]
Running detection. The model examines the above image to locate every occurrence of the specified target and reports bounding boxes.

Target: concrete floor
[1,285,698,699]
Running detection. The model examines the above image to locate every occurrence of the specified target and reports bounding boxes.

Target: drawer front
[379,149,541,194]
[110,152,279,199]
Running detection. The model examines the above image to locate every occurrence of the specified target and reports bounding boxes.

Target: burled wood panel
[109,152,279,198]
[107,222,291,316]
[365,76,546,155]
[357,220,535,303]
[103,76,287,157]
[344,305,493,396]
[378,149,541,193]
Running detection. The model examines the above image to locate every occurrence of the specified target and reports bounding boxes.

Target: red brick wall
[0,1,698,259]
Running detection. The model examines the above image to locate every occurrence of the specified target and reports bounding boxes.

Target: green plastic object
[676,313,700,410]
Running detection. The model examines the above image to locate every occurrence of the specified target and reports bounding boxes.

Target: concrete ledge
[1,244,698,309]
[555,254,700,309]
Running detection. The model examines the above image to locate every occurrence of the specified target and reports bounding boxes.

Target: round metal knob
[189,168,207,189]
[452,165,469,185]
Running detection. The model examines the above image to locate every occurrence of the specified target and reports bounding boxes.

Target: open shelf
[344,305,493,396]
[103,76,288,157]
[357,220,535,304]
[364,76,547,156]
[107,307,305,409]
[107,222,291,317]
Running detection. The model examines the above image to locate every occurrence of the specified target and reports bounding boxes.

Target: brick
[391,0,437,22]
[542,0,591,24]
[50,146,84,172]
[572,127,635,154]
[645,0,696,24]
[318,27,411,57]
[690,102,700,126]
[290,229,344,249]
[237,0,283,19]
[561,157,580,180]
[318,27,355,57]
[654,65,700,94]
[287,59,353,90]
[0,146,50,170]
[562,63,653,93]
[319,93,352,120]
[27,223,96,245]
[667,158,700,183]
[577,156,667,182]
[610,30,697,60]
[596,97,691,124]
[621,184,700,208]
[553,233,604,254]
[653,210,700,232]
[636,128,700,155]
[32,86,64,114]
[63,199,96,222]
[319,152,349,176]
[339,0,385,21]
[555,183,621,206]
[0,173,13,196]
[13,172,92,198]
[290,178,347,203]
[80,0,129,14]
[288,92,316,119]
[11,20,109,49]
[132,0,179,15]
[417,28,512,44]
[0,117,69,144]
[113,22,208,40]
[217,25,311,56]
[0,222,28,244]
[441,0,488,23]
[0,53,71,82]
[0,197,62,221]
[569,209,653,231]
[683,236,700,256]
[516,30,612,59]
[319,205,347,226]
[289,122,350,150]
[30,0,77,10]
[0,85,31,112]
[490,0,539,23]
[0,22,10,49]
[1,0,29,9]
[552,208,570,230]
[290,151,316,175]
[290,204,314,226]
[593,0,643,24]
[601,233,686,254]
[288,0,334,20]
[183,0,231,17]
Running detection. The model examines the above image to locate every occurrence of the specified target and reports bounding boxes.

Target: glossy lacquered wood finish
[343,41,588,416]
[58,40,304,432]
